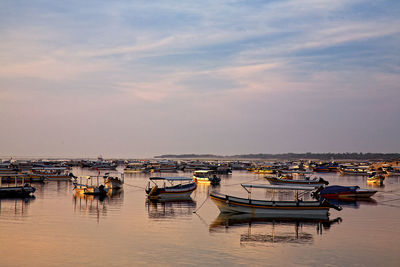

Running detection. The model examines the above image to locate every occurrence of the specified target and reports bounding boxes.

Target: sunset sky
[1,0,399,158]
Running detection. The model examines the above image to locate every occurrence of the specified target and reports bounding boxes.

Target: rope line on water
[123,183,146,190]
[223,178,259,187]
[193,195,209,213]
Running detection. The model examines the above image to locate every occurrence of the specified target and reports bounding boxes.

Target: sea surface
[0,168,399,266]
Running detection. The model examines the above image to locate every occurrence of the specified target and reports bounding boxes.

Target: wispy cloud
[0,0,399,156]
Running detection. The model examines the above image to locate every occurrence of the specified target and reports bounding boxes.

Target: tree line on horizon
[155,153,400,161]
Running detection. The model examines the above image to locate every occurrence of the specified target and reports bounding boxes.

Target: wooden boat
[193,170,221,185]
[0,184,36,197]
[104,173,124,189]
[312,162,339,172]
[253,168,277,174]
[339,166,369,176]
[265,175,329,186]
[315,185,377,199]
[1,173,45,183]
[145,177,197,200]
[367,174,385,186]
[73,176,109,195]
[384,166,400,176]
[31,167,73,181]
[210,184,340,217]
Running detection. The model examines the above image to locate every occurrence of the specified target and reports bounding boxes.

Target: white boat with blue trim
[146,177,197,200]
[210,184,339,218]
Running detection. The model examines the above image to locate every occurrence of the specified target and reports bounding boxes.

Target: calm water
[1,168,399,266]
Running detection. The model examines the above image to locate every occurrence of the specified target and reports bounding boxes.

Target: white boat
[145,177,197,200]
[210,184,339,218]
[104,173,124,189]
[73,176,109,195]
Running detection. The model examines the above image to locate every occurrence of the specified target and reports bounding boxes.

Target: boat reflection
[72,188,124,221]
[324,198,378,209]
[0,196,35,217]
[366,182,385,189]
[146,198,196,219]
[210,213,342,246]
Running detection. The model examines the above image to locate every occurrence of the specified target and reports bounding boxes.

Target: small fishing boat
[339,166,369,176]
[312,162,339,172]
[367,173,385,186]
[265,175,329,186]
[104,173,124,189]
[193,170,221,185]
[315,185,377,199]
[384,166,400,176]
[0,184,36,197]
[210,184,340,218]
[253,168,277,174]
[31,167,74,181]
[73,176,109,195]
[145,177,197,200]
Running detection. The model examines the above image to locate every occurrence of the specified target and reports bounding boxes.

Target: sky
[0,0,399,158]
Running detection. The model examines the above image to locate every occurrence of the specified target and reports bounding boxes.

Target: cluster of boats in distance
[1,156,399,219]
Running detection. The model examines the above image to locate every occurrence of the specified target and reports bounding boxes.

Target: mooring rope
[193,195,209,213]
[223,178,259,187]
[123,183,146,190]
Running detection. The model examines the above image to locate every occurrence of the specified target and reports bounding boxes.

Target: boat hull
[321,191,377,199]
[105,178,123,189]
[319,185,377,199]
[265,177,328,186]
[147,183,196,200]
[210,193,329,218]
[0,185,36,197]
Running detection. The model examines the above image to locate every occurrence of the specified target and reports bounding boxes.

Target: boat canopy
[149,176,193,181]
[241,184,319,190]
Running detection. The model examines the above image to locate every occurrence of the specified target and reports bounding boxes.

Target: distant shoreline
[1,152,399,162]
[155,153,400,161]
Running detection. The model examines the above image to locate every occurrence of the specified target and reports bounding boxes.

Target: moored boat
[145,177,197,200]
[367,173,385,186]
[31,167,73,181]
[315,185,377,199]
[312,162,339,172]
[339,166,369,176]
[210,184,340,217]
[73,176,109,195]
[104,173,124,189]
[265,176,329,186]
[0,184,36,197]
[193,170,221,185]
[383,166,400,176]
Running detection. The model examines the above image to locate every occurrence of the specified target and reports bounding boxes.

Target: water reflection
[210,213,342,246]
[325,198,378,209]
[146,198,196,219]
[0,196,35,218]
[72,188,124,221]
